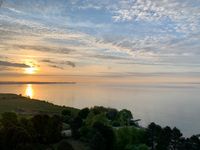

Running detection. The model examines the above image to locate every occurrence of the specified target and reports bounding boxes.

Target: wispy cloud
[0,0,3,7]
[0,60,29,68]
[12,45,74,54]
[41,59,76,68]
[0,0,200,78]
[48,65,64,70]
[73,0,200,34]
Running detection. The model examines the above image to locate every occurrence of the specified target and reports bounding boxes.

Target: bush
[1,112,18,127]
[62,109,72,116]
[125,144,149,150]
[90,131,106,150]
[106,108,118,121]
[92,121,116,150]
[57,140,74,150]
[78,108,90,119]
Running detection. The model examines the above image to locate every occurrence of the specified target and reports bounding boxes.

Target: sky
[0,0,200,83]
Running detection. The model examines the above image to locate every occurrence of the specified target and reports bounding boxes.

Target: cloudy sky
[0,0,200,83]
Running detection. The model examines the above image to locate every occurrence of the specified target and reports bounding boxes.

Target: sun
[24,67,38,74]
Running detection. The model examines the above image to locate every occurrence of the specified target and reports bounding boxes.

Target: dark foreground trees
[145,122,200,150]
[0,112,63,150]
[0,106,199,150]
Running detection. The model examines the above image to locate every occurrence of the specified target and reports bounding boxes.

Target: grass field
[0,93,78,116]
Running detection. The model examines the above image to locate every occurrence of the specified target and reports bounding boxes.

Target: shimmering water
[0,83,200,136]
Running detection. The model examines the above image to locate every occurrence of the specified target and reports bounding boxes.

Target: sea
[0,82,200,137]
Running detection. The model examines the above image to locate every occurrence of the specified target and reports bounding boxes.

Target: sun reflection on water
[25,84,34,99]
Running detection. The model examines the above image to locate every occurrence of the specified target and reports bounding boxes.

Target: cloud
[13,45,74,54]
[41,59,76,68]
[0,0,3,7]
[42,59,54,63]
[112,0,200,33]
[0,0,200,77]
[99,71,200,78]
[65,61,76,68]
[92,54,128,60]
[0,60,30,68]
[49,65,64,70]
[70,0,200,34]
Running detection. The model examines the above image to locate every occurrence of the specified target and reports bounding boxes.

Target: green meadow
[0,94,78,116]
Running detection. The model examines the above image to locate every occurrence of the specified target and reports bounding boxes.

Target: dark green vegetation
[0,94,199,150]
[0,94,78,115]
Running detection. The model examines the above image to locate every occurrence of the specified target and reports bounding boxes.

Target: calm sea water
[0,83,200,137]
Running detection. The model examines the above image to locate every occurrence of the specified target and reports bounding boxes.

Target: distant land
[0,81,76,85]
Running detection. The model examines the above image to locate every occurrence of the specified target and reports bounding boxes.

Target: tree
[106,108,118,121]
[78,108,90,119]
[91,106,107,115]
[145,122,162,150]
[125,144,149,150]
[92,121,116,150]
[71,116,83,138]
[1,126,31,150]
[188,135,200,150]
[31,114,50,143]
[62,109,72,124]
[116,127,146,150]
[170,127,182,150]
[90,131,106,150]
[45,115,62,143]
[116,127,133,150]
[85,112,109,127]
[57,140,74,150]
[156,126,172,150]
[62,109,72,116]
[119,109,133,126]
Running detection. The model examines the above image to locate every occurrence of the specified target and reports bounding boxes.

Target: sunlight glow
[25,84,34,99]
[24,67,38,74]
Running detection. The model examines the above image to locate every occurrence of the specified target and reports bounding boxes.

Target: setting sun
[24,67,38,74]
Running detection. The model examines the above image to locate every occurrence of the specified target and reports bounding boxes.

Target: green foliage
[91,121,116,150]
[71,116,83,139]
[78,108,90,119]
[1,125,31,150]
[1,112,18,127]
[125,144,149,150]
[106,108,118,121]
[112,120,121,127]
[156,126,172,150]
[90,131,106,150]
[145,122,162,150]
[86,112,109,127]
[118,109,133,126]
[45,115,62,143]
[62,109,72,116]
[57,140,74,150]
[115,127,146,150]
[0,103,199,150]
[0,94,66,115]
[91,106,108,115]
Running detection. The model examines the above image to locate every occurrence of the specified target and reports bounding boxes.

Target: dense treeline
[0,106,199,150]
